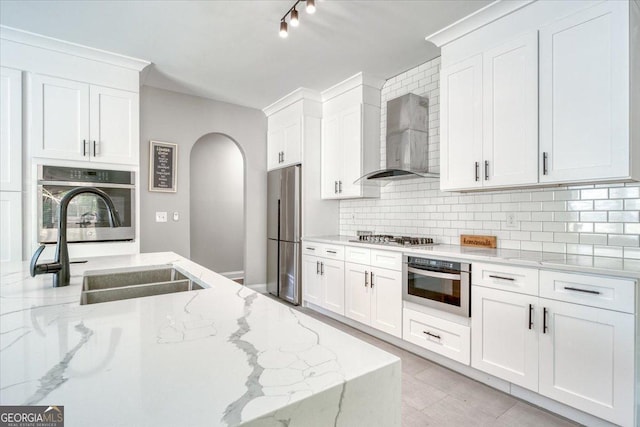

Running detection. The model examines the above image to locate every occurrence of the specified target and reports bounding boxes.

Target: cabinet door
[483,32,538,187]
[281,118,301,167]
[338,104,363,199]
[302,255,322,306]
[321,258,345,316]
[1,67,22,192]
[267,127,284,171]
[539,298,634,426]
[89,85,139,165]
[0,191,22,262]
[344,262,370,324]
[32,74,89,161]
[369,267,402,338]
[471,286,538,391]
[539,1,629,183]
[440,55,483,190]
[321,113,341,199]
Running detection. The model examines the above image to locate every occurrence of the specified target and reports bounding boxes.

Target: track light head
[306,0,316,14]
[279,20,288,38]
[290,8,299,27]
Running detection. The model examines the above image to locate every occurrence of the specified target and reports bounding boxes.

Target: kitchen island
[0,252,400,426]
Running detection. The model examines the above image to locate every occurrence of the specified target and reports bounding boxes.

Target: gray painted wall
[190,134,244,274]
[140,86,267,285]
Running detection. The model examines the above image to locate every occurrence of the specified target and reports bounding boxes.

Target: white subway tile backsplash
[339,56,640,259]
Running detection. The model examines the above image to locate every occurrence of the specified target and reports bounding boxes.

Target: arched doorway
[190,133,245,281]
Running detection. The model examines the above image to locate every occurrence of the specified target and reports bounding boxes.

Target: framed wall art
[149,140,178,192]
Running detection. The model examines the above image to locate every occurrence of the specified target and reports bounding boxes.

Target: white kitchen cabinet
[440,55,482,190]
[539,298,634,426]
[471,264,636,426]
[441,32,538,191]
[321,73,381,200]
[344,249,402,338]
[0,191,22,262]
[1,67,22,192]
[266,102,302,170]
[31,74,139,165]
[471,286,538,390]
[302,243,345,316]
[539,1,631,183]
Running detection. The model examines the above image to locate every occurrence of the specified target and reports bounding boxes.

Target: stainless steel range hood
[356,93,439,186]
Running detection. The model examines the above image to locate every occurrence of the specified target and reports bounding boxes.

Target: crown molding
[0,25,150,71]
[263,87,322,117]
[321,72,386,102]
[425,0,534,47]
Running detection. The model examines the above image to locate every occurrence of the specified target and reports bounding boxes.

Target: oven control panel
[406,256,469,273]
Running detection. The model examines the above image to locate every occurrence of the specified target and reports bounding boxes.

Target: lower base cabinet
[403,308,470,365]
[345,262,402,338]
[302,254,345,315]
[472,284,635,426]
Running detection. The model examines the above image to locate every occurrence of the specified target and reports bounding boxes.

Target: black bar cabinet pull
[489,275,515,281]
[334,181,338,194]
[475,162,479,181]
[327,250,337,254]
[564,286,601,295]
[484,160,489,180]
[370,272,375,288]
[316,261,320,275]
[528,304,533,330]
[543,152,548,175]
[339,181,342,193]
[83,139,87,156]
[93,140,97,157]
[320,262,324,275]
[543,307,548,333]
[364,271,369,287]
[423,331,441,340]
[306,247,315,251]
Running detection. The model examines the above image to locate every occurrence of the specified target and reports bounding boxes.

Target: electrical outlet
[156,211,167,223]
[173,212,179,221]
[505,212,517,229]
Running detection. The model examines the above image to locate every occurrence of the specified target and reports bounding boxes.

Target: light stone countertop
[0,252,400,427]
[304,235,640,279]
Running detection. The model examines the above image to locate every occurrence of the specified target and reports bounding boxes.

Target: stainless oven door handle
[39,181,135,189]
[407,267,461,281]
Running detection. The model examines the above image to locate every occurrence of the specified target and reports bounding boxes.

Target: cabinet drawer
[473,262,539,295]
[321,244,344,260]
[540,270,635,313]
[345,246,370,264]
[402,308,470,365]
[370,250,402,271]
[303,243,323,257]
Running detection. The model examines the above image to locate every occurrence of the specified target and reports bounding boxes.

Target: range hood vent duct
[356,93,439,186]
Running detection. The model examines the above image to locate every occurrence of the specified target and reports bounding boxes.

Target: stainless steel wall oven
[403,255,471,317]
[38,165,135,243]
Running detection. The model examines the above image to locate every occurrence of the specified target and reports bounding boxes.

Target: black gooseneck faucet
[30,187,122,287]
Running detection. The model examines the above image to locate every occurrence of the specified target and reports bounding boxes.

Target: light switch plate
[156,211,168,222]
[173,212,179,221]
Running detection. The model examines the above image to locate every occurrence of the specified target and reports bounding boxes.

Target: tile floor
[297,307,581,427]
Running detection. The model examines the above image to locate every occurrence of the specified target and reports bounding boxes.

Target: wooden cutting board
[460,234,497,248]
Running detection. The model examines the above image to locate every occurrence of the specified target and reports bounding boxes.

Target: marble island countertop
[304,235,640,279]
[0,252,400,426]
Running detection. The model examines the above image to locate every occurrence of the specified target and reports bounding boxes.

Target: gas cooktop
[348,235,436,247]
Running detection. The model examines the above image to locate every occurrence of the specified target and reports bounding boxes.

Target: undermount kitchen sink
[80,267,203,305]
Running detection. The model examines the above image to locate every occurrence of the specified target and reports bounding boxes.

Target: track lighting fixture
[279,0,317,38]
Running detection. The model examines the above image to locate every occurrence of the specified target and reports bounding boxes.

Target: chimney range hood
[356,93,439,186]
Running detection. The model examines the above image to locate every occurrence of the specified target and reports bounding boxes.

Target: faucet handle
[30,244,47,277]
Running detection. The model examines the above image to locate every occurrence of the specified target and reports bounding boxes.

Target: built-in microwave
[403,255,471,317]
[37,165,135,243]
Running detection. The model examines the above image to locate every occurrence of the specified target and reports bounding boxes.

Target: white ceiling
[0,0,491,110]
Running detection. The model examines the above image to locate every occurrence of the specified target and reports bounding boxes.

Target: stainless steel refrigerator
[267,164,301,305]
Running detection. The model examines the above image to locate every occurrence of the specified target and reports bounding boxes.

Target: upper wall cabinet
[31,74,139,165]
[321,73,383,200]
[0,66,22,192]
[539,1,631,183]
[266,101,303,170]
[432,0,639,191]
